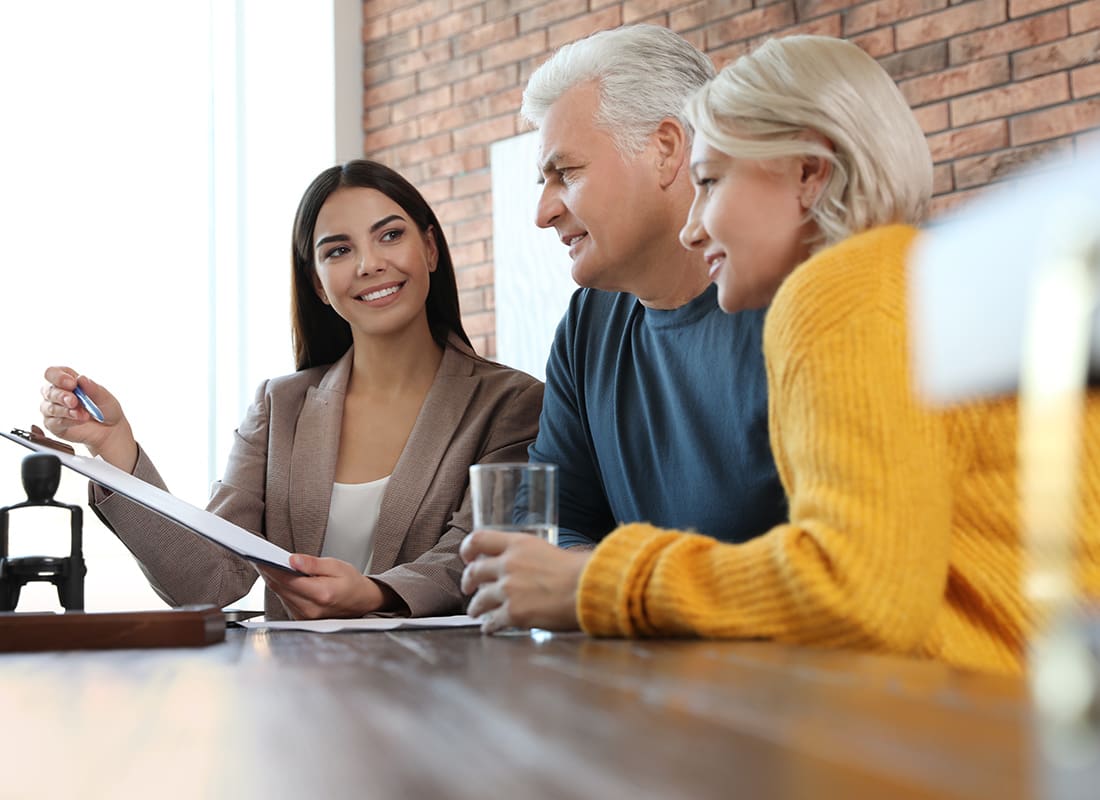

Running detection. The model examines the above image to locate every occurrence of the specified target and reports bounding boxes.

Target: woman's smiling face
[312,186,437,339]
[679,137,823,313]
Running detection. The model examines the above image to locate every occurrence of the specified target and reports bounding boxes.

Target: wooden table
[0,627,1069,799]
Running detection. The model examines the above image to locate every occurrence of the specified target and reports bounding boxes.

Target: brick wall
[360,0,1100,356]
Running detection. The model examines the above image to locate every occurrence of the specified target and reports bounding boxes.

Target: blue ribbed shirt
[530,283,787,548]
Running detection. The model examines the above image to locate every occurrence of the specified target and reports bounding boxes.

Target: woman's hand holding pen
[40,367,139,473]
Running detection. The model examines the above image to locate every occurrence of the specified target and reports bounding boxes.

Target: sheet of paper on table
[239,614,481,632]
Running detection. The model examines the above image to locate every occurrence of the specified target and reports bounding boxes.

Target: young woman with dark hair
[40,159,543,620]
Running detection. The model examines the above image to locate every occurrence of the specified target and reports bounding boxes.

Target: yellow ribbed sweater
[576,225,1100,675]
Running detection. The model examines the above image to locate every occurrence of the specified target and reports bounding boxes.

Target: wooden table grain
[0,627,1051,799]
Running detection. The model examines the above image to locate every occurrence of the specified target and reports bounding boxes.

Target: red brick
[951,73,1070,126]
[896,0,1006,51]
[421,6,485,44]
[520,0,588,33]
[901,56,1010,106]
[929,186,990,218]
[796,0,863,19]
[480,85,525,117]
[389,130,454,166]
[706,4,795,49]
[363,120,420,152]
[453,173,492,203]
[364,29,420,64]
[1010,96,1100,144]
[453,115,518,149]
[520,52,553,84]
[879,42,948,82]
[843,0,948,37]
[388,0,443,35]
[484,29,548,68]
[456,263,493,290]
[1012,30,1100,80]
[547,7,623,49]
[949,10,1069,65]
[419,104,481,135]
[392,85,453,122]
[363,14,389,40]
[364,104,392,132]
[851,28,896,58]
[670,0,751,32]
[932,162,954,194]
[914,102,950,133]
[681,28,706,54]
[927,119,1009,161]
[1072,62,1100,97]
[364,60,392,87]
[767,13,843,39]
[421,147,489,180]
[952,139,1073,188]
[419,53,481,91]
[469,334,493,358]
[453,213,493,240]
[456,18,519,56]
[365,0,412,19]
[710,40,754,69]
[392,40,451,79]
[460,287,488,314]
[364,75,418,107]
[417,177,452,205]
[448,239,488,265]
[1009,0,1070,16]
[625,0,674,24]
[1071,0,1100,33]
[484,0,542,21]
[462,311,496,337]
[453,65,519,104]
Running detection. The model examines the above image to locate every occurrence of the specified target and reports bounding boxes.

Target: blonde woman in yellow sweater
[461,34,1100,675]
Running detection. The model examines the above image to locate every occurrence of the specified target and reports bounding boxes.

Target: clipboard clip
[10,426,76,456]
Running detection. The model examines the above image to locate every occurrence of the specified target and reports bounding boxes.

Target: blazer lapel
[288,350,352,556]
[369,341,479,571]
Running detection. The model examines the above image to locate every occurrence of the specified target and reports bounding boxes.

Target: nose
[357,254,385,276]
[535,181,562,229]
[679,199,708,251]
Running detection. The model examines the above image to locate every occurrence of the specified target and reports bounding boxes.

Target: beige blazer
[92,338,543,619]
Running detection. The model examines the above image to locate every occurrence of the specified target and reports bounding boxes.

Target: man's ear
[651,117,689,190]
[798,131,834,210]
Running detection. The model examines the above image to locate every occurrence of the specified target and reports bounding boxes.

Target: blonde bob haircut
[683,35,933,250]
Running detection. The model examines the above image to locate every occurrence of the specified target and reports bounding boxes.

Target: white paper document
[1,429,296,572]
[238,614,482,632]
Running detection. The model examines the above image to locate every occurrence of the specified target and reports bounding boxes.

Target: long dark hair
[290,159,472,370]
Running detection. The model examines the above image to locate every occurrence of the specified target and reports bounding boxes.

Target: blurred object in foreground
[909,144,1100,800]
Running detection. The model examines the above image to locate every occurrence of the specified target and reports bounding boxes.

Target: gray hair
[684,35,933,250]
[521,24,716,156]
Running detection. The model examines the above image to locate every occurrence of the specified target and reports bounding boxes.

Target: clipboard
[2,427,298,573]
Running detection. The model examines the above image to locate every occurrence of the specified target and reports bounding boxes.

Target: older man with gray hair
[461,24,787,632]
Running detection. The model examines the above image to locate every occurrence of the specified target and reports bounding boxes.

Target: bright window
[0,1,353,611]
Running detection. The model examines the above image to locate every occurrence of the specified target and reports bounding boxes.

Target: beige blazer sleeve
[91,340,543,619]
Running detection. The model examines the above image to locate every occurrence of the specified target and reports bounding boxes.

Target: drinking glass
[469,462,558,638]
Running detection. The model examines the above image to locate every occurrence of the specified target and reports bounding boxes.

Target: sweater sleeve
[578,227,954,654]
